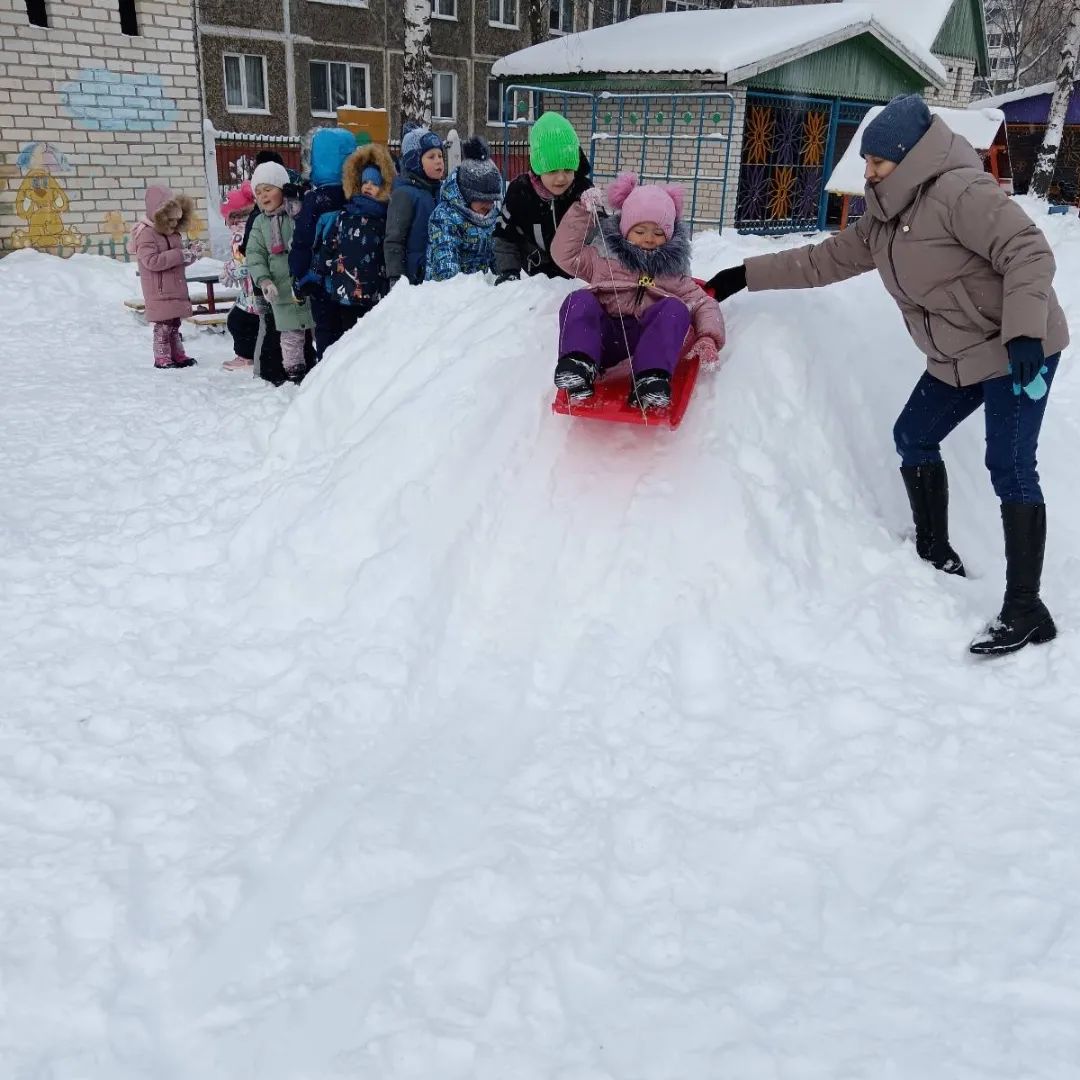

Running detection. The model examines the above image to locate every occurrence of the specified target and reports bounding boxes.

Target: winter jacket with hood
[247,208,315,332]
[551,200,725,346]
[288,127,357,282]
[314,143,395,308]
[745,117,1069,387]
[385,170,441,284]
[425,172,499,282]
[131,185,195,323]
[493,149,592,279]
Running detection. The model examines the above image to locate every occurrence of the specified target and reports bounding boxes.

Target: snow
[492,5,945,86]
[972,80,1060,109]
[827,105,1006,194]
[3,204,1080,1078]
[841,0,956,49]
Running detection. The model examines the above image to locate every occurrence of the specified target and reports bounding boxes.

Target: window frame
[309,58,371,117]
[549,0,574,33]
[431,0,456,18]
[663,1,700,11]
[223,52,269,114]
[488,0,518,29]
[486,78,535,127]
[432,70,456,122]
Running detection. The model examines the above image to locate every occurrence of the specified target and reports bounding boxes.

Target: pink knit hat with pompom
[220,180,255,220]
[607,173,684,239]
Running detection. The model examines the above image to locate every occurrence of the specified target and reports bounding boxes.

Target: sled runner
[551,280,715,431]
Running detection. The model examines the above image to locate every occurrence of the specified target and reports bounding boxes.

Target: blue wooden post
[817,98,842,232]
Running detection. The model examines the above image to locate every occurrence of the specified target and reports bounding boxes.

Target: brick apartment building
[197,0,768,140]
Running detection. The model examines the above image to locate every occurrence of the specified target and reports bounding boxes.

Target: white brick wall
[925,56,977,109]
[556,85,745,233]
[0,0,206,257]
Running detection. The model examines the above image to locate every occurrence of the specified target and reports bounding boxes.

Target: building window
[487,79,534,125]
[224,53,268,113]
[612,0,631,21]
[118,0,139,35]
[432,0,456,16]
[489,0,517,28]
[432,71,456,120]
[550,0,573,32]
[310,60,369,116]
[987,32,1002,47]
[664,1,700,10]
[25,0,47,25]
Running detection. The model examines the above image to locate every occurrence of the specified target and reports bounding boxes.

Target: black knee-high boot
[970,503,1057,656]
[900,463,966,576]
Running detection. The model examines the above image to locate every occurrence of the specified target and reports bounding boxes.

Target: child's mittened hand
[579,187,605,215]
[182,245,200,266]
[687,336,721,371]
[260,281,279,303]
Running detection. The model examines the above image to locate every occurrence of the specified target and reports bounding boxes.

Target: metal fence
[738,92,871,234]
[501,85,737,232]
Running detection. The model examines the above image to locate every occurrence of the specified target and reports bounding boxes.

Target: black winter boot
[628,369,672,409]
[900,463,966,576]
[554,352,599,399]
[970,503,1057,656]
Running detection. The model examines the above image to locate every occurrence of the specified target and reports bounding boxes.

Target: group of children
[133,111,725,409]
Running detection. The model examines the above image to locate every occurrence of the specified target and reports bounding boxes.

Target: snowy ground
[3,202,1080,1079]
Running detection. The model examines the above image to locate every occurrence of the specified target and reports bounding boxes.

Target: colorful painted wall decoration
[59,67,180,132]
[11,141,81,250]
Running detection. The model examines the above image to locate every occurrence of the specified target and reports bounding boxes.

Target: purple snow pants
[558,290,691,376]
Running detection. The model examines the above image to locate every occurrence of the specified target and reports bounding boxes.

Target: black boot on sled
[628,369,672,410]
[900,463,966,576]
[970,503,1057,656]
[554,352,599,399]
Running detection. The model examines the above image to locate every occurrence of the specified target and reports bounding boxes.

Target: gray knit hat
[860,94,933,164]
[457,136,503,203]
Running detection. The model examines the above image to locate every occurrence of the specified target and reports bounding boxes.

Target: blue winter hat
[457,136,503,203]
[361,164,383,187]
[310,127,357,186]
[401,126,444,177]
[860,94,933,164]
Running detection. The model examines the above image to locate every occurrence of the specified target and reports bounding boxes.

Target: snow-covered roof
[970,81,1059,109]
[825,105,1005,194]
[841,0,955,49]
[492,6,946,87]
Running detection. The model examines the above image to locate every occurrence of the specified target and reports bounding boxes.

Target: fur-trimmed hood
[595,213,692,278]
[145,184,194,234]
[343,143,396,203]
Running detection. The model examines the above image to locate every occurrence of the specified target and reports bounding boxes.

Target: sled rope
[558,209,601,418]
[589,203,649,425]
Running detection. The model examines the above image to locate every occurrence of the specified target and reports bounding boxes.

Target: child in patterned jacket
[425,137,503,282]
[312,142,395,323]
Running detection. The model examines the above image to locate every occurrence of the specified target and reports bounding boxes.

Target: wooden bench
[184,310,230,329]
[124,287,240,313]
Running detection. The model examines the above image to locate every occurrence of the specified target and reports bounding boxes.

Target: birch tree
[402,0,432,128]
[1029,0,1080,198]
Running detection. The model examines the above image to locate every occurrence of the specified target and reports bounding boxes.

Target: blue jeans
[893,357,1060,504]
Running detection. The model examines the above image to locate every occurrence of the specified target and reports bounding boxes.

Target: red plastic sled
[552,345,701,430]
[551,280,714,431]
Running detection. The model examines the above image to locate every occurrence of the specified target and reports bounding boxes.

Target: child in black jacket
[493,112,592,283]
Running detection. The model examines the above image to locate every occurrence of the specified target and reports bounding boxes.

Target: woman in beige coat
[708,95,1069,658]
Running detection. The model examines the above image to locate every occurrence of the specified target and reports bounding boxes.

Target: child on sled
[550,173,724,409]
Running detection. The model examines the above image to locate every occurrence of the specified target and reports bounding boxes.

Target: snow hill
[3,203,1080,1079]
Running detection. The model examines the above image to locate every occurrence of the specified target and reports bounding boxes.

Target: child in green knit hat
[493,111,593,282]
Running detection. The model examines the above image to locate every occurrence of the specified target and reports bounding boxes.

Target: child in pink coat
[551,173,724,408]
[130,184,202,369]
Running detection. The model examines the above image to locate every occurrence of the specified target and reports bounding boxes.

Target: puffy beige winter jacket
[744,118,1070,387]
